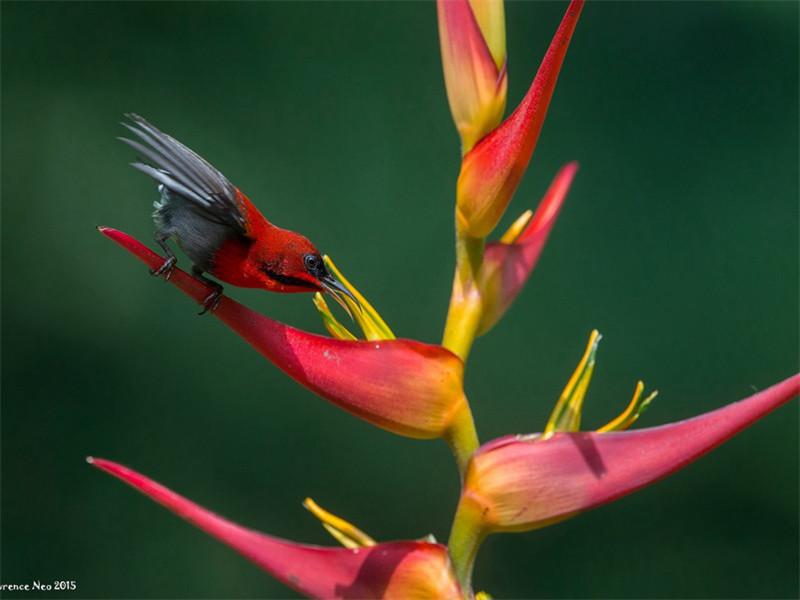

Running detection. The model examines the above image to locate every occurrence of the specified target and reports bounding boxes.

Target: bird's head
[258,231,357,314]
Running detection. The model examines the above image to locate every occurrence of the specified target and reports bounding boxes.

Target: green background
[2,1,797,598]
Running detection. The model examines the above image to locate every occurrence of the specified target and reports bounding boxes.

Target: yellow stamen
[597,381,658,432]
[499,209,533,244]
[322,256,395,341]
[313,293,357,341]
[303,498,376,548]
[543,330,601,439]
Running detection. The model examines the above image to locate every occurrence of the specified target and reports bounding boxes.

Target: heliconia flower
[98,227,469,441]
[542,329,601,439]
[303,497,378,549]
[454,373,799,536]
[313,255,395,342]
[541,329,658,439]
[313,293,358,341]
[596,380,657,433]
[88,457,462,600]
[437,0,507,155]
[477,162,577,336]
[456,0,583,238]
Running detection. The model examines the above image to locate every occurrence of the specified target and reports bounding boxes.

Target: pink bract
[89,458,461,599]
[459,374,800,532]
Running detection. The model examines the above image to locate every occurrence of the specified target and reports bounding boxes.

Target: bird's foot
[192,268,224,315]
[199,287,223,315]
[151,234,177,281]
[150,255,177,281]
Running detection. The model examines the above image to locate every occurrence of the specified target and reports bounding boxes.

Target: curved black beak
[318,274,360,319]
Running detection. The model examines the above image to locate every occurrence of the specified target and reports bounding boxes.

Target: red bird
[120,114,355,314]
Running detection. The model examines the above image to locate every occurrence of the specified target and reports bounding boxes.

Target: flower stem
[447,497,486,597]
[442,226,484,362]
[444,397,480,475]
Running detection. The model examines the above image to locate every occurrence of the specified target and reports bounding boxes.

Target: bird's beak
[319,275,360,319]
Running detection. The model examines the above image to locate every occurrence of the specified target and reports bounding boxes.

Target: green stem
[447,498,487,597]
[443,398,480,476]
[442,228,485,362]
[457,228,484,277]
[441,219,485,590]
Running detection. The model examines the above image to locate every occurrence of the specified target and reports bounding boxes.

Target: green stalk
[442,227,485,362]
[443,398,480,475]
[447,498,487,597]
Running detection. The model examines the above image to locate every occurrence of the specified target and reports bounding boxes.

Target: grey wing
[120,114,248,234]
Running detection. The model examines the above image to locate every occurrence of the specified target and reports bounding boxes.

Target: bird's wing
[120,114,249,234]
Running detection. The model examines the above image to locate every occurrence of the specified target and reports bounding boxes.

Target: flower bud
[437,0,507,154]
[456,0,583,238]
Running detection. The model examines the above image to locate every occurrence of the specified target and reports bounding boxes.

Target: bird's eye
[303,254,320,272]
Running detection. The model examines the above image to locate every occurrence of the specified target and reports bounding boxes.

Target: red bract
[478,162,577,335]
[456,0,583,238]
[458,374,800,533]
[99,227,469,440]
[89,458,461,599]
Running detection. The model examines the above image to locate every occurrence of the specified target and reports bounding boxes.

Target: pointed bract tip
[97,225,119,238]
[477,162,579,336]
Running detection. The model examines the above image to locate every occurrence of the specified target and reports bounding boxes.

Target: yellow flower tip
[538,329,656,435]
[499,209,534,244]
[303,497,376,548]
[319,255,395,342]
[543,330,601,439]
[313,292,357,341]
[312,291,326,311]
[475,591,494,600]
[597,381,659,433]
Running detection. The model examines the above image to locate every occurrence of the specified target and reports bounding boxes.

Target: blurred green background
[2,1,797,598]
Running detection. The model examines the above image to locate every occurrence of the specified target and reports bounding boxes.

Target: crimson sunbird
[120,114,355,314]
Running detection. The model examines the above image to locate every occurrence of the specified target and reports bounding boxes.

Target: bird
[119,114,355,314]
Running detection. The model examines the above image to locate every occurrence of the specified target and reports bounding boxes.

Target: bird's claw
[150,256,177,281]
[192,270,224,315]
[198,288,223,315]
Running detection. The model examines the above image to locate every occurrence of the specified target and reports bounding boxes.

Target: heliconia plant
[95,1,798,597]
